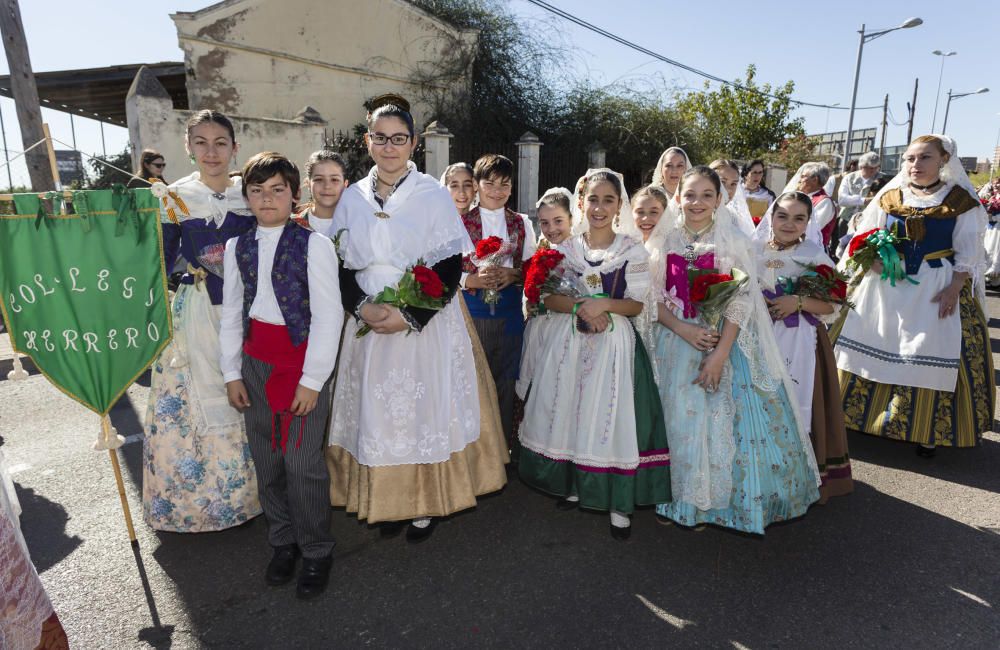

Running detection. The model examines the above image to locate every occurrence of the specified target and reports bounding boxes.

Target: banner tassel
[7,352,29,381]
[93,414,125,451]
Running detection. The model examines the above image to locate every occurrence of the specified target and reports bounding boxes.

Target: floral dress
[143,172,262,532]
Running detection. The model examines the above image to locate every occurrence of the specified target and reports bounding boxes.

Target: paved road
[2,295,999,649]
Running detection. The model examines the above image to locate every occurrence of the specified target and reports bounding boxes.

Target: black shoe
[916,444,937,458]
[610,524,632,541]
[296,555,333,600]
[406,519,438,543]
[265,544,300,586]
[654,513,673,527]
[555,498,579,511]
[379,521,406,538]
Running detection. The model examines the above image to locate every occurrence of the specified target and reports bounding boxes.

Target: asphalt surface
[2,294,999,649]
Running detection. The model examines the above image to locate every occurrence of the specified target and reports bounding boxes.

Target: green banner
[0,187,172,414]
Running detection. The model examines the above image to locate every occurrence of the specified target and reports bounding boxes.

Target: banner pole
[41,122,60,191]
[103,417,138,547]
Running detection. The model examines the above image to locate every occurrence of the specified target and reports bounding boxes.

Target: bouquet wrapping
[356,260,446,337]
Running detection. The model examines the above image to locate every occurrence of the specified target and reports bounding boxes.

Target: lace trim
[399,308,422,333]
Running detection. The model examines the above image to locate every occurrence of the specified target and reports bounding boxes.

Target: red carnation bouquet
[983,194,1000,218]
[470,235,516,314]
[690,268,749,329]
[845,226,916,287]
[523,248,566,307]
[795,262,853,308]
[356,259,447,338]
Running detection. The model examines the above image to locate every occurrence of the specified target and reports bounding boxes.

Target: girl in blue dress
[651,166,819,534]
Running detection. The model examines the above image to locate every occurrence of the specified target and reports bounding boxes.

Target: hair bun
[365,93,411,115]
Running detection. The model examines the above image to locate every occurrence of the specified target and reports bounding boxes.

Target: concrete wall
[127,68,327,180]
[170,0,478,133]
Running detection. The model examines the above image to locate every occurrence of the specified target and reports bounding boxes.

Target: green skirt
[519,336,671,513]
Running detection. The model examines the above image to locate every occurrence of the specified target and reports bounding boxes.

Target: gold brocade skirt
[326,296,509,523]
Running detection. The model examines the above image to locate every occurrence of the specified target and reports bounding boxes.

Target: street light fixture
[842,17,924,173]
[941,87,990,133]
[930,50,957,132]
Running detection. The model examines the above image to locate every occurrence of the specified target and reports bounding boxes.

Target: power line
[525,0,883,111]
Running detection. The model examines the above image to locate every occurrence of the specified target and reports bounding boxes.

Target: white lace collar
[559,232,646,275]
[170,171,250,227]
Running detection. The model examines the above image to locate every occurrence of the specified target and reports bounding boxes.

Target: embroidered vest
[291,213,312,230]
[812,189,837,246]
[880,186,980,276]
[461,206,527,273]
[235,222,312,346]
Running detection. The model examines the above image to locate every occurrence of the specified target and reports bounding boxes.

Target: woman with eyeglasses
[326,101,508,543]
[127,149,168,188]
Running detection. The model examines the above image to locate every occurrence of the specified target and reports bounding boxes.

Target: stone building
[130,0,478,176]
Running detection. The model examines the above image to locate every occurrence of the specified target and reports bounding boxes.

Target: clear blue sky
[1,0,997,188]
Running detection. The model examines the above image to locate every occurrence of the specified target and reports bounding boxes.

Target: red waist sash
[243,319,308,453]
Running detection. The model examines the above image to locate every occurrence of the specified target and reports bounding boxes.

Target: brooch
[764,259,785,269]
[585,274,602,289]
[373,211,391,220]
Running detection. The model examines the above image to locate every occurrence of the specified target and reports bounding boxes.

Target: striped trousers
[242,353,335,559]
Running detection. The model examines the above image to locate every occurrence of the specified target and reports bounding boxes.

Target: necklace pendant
[373,211,391,220]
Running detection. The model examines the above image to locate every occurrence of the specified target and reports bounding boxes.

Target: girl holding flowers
[516,187,575,403]
[326,101,507,542]
[652,166,819,534]
[835,135,994,457]
[519,169,670,540]
[753,192,853,502]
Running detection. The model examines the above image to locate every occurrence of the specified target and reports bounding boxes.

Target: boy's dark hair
[240,151,301,200]
[473,153,514,183]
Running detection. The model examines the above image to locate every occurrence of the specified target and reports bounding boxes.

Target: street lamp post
[930,50,957,132]
[824,102,840,133]
[842,17,923,173]
[941,87,990,133]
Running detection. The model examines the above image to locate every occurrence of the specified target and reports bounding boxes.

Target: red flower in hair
[475,236,504,258]
[412,265,444,299]
[848,228,880,258]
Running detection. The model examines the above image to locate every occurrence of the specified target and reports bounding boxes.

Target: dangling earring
[189,154,196,165]
[614,215,620,228]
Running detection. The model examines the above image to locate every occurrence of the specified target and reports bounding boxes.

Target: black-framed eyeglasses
[369,132,411,146]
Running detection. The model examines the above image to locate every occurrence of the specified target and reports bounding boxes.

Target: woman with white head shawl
[834,135,994,457]
[440,162,476,215]
[519,169,670,540]
[516,187,575,402]
[751,192,854,503]
[652,146,692,218]
[651,165,819,534]
[710,159,757,237]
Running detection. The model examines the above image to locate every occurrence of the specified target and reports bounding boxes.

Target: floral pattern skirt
[142,285,261,532]
[835,284,994,447]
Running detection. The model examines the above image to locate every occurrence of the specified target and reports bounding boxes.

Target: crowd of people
[137,96,994,600]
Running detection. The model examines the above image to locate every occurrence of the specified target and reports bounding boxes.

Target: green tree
[674,65,805,161]
[85,147,133,189]
[772,133,823,175]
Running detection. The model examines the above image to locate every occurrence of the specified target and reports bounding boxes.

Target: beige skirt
[326,296,509,523]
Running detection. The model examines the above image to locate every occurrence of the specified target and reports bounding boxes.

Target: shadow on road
[123,472,1000,647]
[14,484,82,574]
[847,429,1000,494]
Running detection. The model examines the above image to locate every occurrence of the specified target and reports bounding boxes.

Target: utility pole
[906,78,919,143]
[879,94,889,160]
[0,0,53,191]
